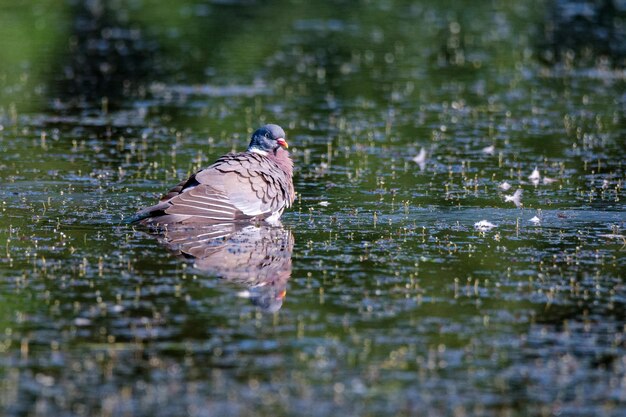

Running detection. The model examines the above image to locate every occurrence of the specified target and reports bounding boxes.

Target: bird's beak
[276,138,289,149]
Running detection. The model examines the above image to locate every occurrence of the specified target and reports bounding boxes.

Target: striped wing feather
[161,152,292,223]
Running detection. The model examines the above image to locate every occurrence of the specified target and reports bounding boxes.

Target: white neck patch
[249,147,268,156]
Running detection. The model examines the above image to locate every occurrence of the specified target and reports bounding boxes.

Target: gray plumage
[129,124,294,225]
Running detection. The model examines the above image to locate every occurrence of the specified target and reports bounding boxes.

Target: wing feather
[137,150,293,224]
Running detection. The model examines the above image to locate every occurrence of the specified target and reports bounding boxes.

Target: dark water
[1,1,625,416]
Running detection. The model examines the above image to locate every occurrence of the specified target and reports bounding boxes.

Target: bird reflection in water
[153,223,293,312]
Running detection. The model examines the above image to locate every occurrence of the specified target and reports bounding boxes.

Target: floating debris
[474,220,497,231]
[529,216,541,224]
[412,147,427,171]
[319,201,330,207]
[499,181,512,191]
[542,176,558,185]
[482,145,495,155]
[504,189,523,208]
[529,167,541,185]
[110,305,124,313]
[73,317,92,326]
[237,290,252,299]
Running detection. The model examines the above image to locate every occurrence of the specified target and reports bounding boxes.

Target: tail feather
[122,211,151,224]
[123,202,171,224]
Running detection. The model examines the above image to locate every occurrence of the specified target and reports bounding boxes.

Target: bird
[127,124,295,225]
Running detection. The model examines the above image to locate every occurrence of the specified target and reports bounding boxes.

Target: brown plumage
[129,124,294,225]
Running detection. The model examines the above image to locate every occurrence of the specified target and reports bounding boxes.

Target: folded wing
[159,152,293,223]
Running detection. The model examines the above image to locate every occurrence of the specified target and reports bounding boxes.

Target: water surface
[1,1,625,416]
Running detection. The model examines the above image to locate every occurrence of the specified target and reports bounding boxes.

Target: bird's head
[248,124,288,155]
